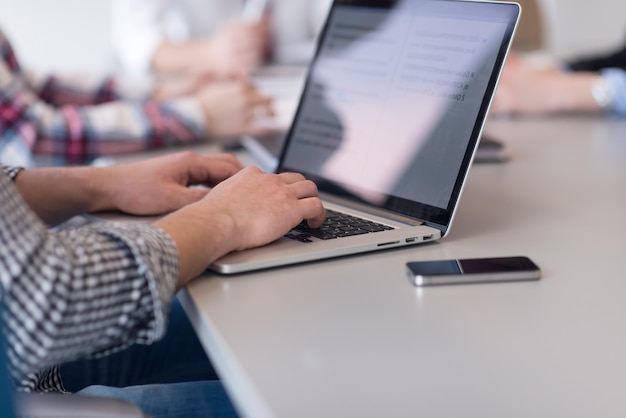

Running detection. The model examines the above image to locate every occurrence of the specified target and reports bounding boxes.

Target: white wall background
[541,0,625,59]
[0,0,113,73]
[0,0,625,74]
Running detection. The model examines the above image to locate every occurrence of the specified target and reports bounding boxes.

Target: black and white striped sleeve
[1,164,24,181]
[0,171,180,388]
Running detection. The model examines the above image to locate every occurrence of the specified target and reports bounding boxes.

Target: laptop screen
[278,0,519,229]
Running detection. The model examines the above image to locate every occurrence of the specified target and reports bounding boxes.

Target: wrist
[154,201,238,283]
[552,73,603,113]
[13,166,109,225]
[86,166,119,213]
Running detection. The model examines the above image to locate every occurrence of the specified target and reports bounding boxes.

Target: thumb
[170,187,210,209]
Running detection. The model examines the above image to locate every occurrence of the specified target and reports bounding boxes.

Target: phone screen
[406,256,540,286]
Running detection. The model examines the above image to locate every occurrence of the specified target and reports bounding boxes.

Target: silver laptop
[212,0,520,274]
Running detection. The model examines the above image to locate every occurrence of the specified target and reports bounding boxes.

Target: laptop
[212,0,520,274]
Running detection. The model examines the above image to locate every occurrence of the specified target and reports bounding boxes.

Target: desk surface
[180,116,626,418]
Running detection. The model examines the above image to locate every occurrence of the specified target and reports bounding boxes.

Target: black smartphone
[406,256,540,286]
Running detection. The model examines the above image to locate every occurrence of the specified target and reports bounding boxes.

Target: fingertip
[307,216,326,229]
[305,201,327,229]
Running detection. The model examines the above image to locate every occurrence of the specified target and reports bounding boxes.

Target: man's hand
[199,167,326,251]
[13,151,243,226]
[491,52,601,115]
[155,166,326,284]
[195,79,275,141]
[93,151,244,215]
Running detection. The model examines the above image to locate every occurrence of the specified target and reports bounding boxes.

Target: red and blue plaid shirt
[0,27,206,167]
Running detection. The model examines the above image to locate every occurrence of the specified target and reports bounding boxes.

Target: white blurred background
[0,0,112,73]
[0,0,624,74]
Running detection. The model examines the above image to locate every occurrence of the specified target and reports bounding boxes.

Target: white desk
[179,116,626,418]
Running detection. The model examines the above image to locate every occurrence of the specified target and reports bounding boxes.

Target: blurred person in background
[111,0,333,79]
[0,25,274,168]
[492,36,626,117]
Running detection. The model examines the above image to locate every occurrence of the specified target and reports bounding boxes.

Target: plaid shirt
[0,166,180,392]
[0,27,206,167]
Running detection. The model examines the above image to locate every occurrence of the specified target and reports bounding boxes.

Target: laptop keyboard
[285,209,394,243]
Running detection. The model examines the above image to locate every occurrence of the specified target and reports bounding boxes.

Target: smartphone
[406,256,540,286]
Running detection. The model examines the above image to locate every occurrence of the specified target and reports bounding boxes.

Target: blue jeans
[60,297,239,418]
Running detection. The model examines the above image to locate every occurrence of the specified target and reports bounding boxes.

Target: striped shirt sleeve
[0,171,180,391]
[0,26,207,167]
[1,164,23,180]
[24,71,155,107]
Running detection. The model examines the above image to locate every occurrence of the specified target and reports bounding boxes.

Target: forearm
[13,166,110,225]
[549,72,601,113]
[551,69,626,115]
[31,73,121,106]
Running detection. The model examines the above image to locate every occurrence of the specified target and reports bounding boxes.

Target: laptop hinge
[320,193,424,227]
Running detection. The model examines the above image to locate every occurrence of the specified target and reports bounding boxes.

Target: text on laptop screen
[279,0,518,226]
